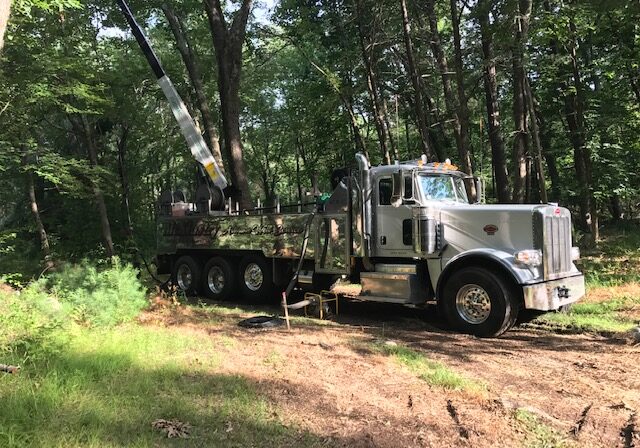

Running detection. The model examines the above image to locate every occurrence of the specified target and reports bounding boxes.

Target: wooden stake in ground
[281,291,291,331]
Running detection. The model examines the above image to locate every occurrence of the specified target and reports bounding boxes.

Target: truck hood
[436,203,550,255]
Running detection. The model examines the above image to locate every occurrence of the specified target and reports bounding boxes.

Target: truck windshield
[418,174,469,203]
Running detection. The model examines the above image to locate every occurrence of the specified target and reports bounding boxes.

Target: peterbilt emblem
[483,224,498,235]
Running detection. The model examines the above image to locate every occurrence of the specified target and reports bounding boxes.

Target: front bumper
[522,274,585,311]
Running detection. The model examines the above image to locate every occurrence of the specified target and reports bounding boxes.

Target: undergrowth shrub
[46,258,147,326]
[0,285,65,356]
[0,258,147,357]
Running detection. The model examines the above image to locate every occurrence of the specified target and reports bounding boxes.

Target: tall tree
[71,115,115,258]
[424,0,473,182]
[564,11,597,240]
[399,0,436,161]
[477,0,510,203]
[355,0,393,164]
[23,152,53,268]
[203,0,253,209]
[510,0,532,203]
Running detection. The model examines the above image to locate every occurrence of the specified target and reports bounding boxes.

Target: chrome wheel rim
[455,284,491,324]
[176,264,192,290]
[207,266,225,294]
[244,263,263,291]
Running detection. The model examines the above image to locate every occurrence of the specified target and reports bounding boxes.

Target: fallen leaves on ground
[151,419,191,438]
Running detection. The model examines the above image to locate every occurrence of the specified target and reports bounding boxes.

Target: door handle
[380,236,386,245]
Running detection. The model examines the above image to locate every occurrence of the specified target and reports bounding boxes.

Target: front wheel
[441,267,519,337]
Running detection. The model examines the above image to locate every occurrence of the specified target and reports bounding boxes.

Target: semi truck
[118,0,585,337]
[154,155,584,337]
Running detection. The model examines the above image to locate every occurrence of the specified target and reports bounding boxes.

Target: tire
[441,267,519,337]
[238,254,274,303]
[172,255,201,296]
[237,316,284,329]
[202,256,235,301]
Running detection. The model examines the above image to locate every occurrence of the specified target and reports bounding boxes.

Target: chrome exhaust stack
[356,152,373,263]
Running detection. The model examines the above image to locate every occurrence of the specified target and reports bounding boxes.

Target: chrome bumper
[522,275,585,311]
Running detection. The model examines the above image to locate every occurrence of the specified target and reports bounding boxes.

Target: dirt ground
[143,299,640,448]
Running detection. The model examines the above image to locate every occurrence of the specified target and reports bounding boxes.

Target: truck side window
[404,175,413,200]
[378,177,392,205]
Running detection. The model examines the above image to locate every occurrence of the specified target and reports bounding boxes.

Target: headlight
[514,249,542,266]
[571,246,580,261]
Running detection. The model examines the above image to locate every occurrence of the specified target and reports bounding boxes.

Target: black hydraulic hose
[284,212,315,299]
[131,247,170,287]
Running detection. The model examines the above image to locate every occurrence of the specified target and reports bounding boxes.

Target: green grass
[514,409,572,448]
[0,324,322,447]
[580,224,640,288]
[534,293,639,333]
[533,223,640,334]
[370,341,485,394]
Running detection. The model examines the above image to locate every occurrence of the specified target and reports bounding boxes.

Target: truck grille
[542,213,572,279]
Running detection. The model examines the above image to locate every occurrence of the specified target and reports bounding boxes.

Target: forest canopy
[1,0,639,273]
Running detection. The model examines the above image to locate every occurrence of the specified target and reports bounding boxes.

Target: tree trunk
[382,97,399,160]
[538,114,561,201]
[76,115,115,258]
[609,195,623,221]
[295,141,303,203]
[116,126,134,239]
[0,0,10,52]
[399,0,436,161]
[449,0,473,182]
[478,1,510,203]
[510,0,532,203]
[203,0,253,209]
[425,0,473,182]
[162,3,225,177]
[524,77,548,203]
[565,15,598,241]
[355,2,391,164]
[24,154,53,268]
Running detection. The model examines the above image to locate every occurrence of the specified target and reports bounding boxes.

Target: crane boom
[116,0,227,190]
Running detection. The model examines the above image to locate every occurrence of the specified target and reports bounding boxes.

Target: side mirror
[391,171,402,207]
[474,177,485,204]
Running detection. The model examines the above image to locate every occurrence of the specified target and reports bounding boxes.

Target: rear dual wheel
[173,254,275,303]
[172,256,200,296]
[202,257,235,301]
[238,254,274,303]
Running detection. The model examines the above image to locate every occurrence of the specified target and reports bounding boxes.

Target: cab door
[374,172,414,257]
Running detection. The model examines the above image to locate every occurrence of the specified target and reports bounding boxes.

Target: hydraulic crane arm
[116,0,228,190]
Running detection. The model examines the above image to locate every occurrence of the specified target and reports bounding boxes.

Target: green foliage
[0,285,66,357]
[45,258,147,327]
[0,259,147,360]
[13,0,81,16]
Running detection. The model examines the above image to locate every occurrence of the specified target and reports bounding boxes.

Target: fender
[436,248,541,300]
